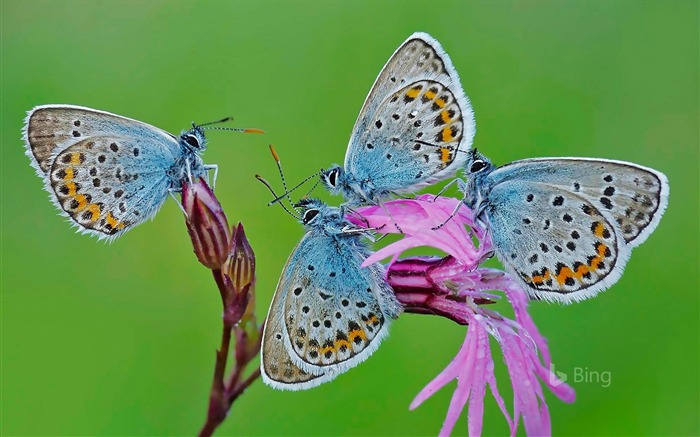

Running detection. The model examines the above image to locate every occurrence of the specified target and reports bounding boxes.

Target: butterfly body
[23,105,211,240]
[261,199,401,390]
[464,151,669,303]
[321,32,474,205]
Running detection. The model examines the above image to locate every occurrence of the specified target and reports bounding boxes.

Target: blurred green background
[2,1,698,436]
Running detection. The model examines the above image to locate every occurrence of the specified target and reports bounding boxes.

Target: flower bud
[182,178,231,269]
[221,223,256,324]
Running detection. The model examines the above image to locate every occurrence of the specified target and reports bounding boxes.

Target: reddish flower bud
[182,178,231,269]
[221,223,256,325]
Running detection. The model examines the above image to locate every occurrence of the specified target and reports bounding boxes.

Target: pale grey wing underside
[345,32,474,184]
[261,235,330,390]
[487,158,669,247]
[24,105,176,174]
[261,231,401,390]
[486,181,622,302]
[47,136,174,238]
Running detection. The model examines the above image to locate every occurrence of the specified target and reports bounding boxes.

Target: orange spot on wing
[423,89,436,100]
[532,269,551,285]
[334,339,351,351]
[555,266,574,285]
[365,315,379,325]
[593,222,605,237]
[406,87,421,99]
[64,168,74,180]
[348,328,367,344]
[105,212,125,230]
[85,203,101,221]
[441,127,454,142]
[574,264,590,279]
[597,243,608,257]
[434,98,446,108]
[73,194,87,211]
[65,182,77,196]
[69,153,82,165]
[441,110,452,124]
[439,147,451,162]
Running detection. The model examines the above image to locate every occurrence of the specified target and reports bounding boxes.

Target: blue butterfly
[23,105,260,240]
[261,198,402,389]
[320,32,474,205]
[463,149,669,303]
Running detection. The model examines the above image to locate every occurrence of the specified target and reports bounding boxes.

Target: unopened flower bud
[182,178,231,269]
[221,223,256,324]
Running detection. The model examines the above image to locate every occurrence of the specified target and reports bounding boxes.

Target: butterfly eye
[470,159,487,173]
[327,169,338,187]
[303,209,320,224]
[183,134,200,149]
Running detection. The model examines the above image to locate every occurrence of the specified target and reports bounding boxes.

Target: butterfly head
[463,149,494,208]
[179,125,207,152]
[465,149,494,177]
[293,198,345,231]
[320,165,346,195]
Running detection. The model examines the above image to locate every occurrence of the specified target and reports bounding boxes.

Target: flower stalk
[181,178,261,437]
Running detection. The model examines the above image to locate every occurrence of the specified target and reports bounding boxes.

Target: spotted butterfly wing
[23,105,197,240]
[24,105,175,174]
[47,137,176,237]
[261,245,329,390]
[483,158,668,303]
[344,32,474,195]
[261,226,401,390]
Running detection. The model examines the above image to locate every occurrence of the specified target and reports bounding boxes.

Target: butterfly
[260,198,402,390]
[23,104,260,240]
[463,149,669,303]
[320,32,474,205]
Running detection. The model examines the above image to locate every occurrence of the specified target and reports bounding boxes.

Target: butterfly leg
[431,199,465,230]
[379,202,404,234]
[340,225,386,240]
[169,189,188,216]
[203,164,219,190]
[344,206,371,228]
[431,178,462,202]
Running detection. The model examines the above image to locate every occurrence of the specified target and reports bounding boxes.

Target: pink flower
[352,196,576,437]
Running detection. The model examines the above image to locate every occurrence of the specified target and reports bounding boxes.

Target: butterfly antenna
[267,145,299,211]
[269,172,319,206]
[302,178,321,199]
[202,126,265,134]
[197,116,235,127]
[255,174,300,220]
[265,145,321,206]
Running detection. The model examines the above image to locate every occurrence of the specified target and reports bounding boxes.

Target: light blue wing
[345,33,474,194]
[485,180,622,303]
[261,231,401,389]
[24,104,176,174]
[482,157,668,302]
[485,158,669,246]
[47,136,176,239]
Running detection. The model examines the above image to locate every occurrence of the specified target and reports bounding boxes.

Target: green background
[2,1,698,436]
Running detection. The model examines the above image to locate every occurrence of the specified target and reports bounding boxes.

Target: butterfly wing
[47,137,176,239]
[24,105,176,174]
[261,231,401,389]
[483,158,668,302]
[261,242,329,390]
[486,158,669,247]
[485,181,623,302]
[345,32,474,194]
[24,105,182,240]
